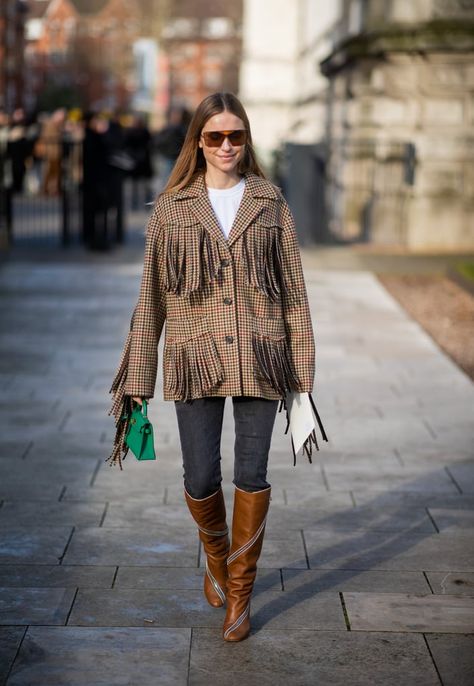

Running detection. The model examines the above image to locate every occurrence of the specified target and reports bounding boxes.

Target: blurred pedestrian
[82,111,110,250]
[154,105,189,183]
[108,92,326,642]
[7,108,29,194]
[125,114,153,208]
[37,108,66,196]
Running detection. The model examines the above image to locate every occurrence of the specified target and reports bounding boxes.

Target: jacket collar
[172,172,279,247]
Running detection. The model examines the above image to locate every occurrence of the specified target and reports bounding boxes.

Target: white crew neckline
[207,178,245,195]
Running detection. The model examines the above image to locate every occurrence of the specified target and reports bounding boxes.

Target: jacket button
[223,297,232,305]
[225,335,234,344]
[221,259,230,267]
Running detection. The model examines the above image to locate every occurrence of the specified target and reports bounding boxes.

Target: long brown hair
[162,92,266,195]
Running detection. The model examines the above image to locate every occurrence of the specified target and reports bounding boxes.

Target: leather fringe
[106,329,133,469]
[164,226,223,296]
[242,228,302,306]
[279,393,329,465]
[252,332,301,396]
[165,333,224,401]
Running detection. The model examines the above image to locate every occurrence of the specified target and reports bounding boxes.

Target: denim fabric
[174,396,278,499]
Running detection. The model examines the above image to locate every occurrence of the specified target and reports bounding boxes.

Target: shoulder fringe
[165,223,302,305]
[242,227,303,306]
[106,329,133,469]
[279,393,329,466]
[164,225,224,296]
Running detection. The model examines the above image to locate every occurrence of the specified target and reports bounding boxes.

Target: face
[198,111,246,176]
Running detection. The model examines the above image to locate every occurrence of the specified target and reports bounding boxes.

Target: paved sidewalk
[0,250,473,685]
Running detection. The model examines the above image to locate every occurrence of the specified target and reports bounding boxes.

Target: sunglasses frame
[200,129,248,148]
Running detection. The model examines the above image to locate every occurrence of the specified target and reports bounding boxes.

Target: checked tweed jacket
[108,171,318,467]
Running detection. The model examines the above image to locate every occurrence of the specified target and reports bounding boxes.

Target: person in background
[154,105,190,184]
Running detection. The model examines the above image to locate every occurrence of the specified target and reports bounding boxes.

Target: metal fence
[0,137,84,246]
[0,136,146,249]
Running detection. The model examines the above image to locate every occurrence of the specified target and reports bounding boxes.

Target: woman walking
[108,92,326,641]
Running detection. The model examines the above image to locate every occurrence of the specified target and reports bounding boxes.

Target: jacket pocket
[251,316,301,396]
[164,317,224,400]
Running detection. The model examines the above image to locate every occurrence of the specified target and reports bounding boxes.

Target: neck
[204,168,243,190]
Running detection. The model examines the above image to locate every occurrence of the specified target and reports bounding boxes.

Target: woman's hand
[132,396,143,406]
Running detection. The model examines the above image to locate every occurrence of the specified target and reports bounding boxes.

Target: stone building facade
[240,0,474,249]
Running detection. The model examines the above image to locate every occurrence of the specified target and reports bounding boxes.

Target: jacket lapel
[172,171,279,248]
[228,172,280,246]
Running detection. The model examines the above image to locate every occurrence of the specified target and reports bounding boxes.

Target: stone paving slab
[62,526,198,567]
[188,629,440,686]
[0,627,25,684]
[323,463,459,493]
[281,569,430,594]
[351,491,474,508]
[428,508,474,531]
[426,571,474,595]
[0,586,76,625]
[62,485,167,503]
[303,530,474,571]
[343,591,474,633]
[266,504,435,533]
[68,588,224,628]
[67,588,344,631]
[425,634,474,686]
[0,501,106,527]
[115,566,282,592]
[0,527,73,564]
[0,440,31,460]
[446,462,474,493]
[6,626,191,686]
[0,564,115,589]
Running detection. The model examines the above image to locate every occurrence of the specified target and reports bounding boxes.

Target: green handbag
[125,399,156,461]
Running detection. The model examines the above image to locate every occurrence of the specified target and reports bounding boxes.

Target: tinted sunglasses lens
[202,130,247,147]
[205,131,225,147]
[228,130,247,145]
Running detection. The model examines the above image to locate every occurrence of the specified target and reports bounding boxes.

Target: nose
[221,136,232,151]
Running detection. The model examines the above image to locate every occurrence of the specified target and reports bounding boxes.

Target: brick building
[0,0,29,112]
[162,0,243,110]
[25,0,140,112]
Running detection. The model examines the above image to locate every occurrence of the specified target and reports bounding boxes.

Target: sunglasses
[200,130,248,147]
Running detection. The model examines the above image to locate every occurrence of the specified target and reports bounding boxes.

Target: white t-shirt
[207,177,245,239]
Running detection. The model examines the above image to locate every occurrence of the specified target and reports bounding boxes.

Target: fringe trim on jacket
[252,332,301,396]
[165,332,224,401]
[106,329,133,470]
[241,227,302,306]
[164,226,224,296]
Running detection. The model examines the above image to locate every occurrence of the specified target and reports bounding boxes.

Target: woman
[108,92,326,642]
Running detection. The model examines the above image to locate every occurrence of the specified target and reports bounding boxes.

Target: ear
[198,139,203,149]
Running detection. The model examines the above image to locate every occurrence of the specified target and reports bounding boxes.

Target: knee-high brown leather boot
[184,488,230,607]
[223,485,271,641]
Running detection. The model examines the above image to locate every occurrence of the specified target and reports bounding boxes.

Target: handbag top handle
[141,399,148,417]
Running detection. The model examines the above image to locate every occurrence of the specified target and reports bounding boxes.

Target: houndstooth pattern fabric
[107,171,317,466]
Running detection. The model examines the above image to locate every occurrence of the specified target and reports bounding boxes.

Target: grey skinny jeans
[174,396,278,499]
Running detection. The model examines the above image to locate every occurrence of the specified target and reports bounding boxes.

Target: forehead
[202,111,245,131]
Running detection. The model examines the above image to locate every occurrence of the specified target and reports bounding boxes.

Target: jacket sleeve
[107,204,167,468]
[278,194,315,393]
[123,207,167,398]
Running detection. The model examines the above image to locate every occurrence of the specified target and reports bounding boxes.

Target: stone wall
[321,0,474,248]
